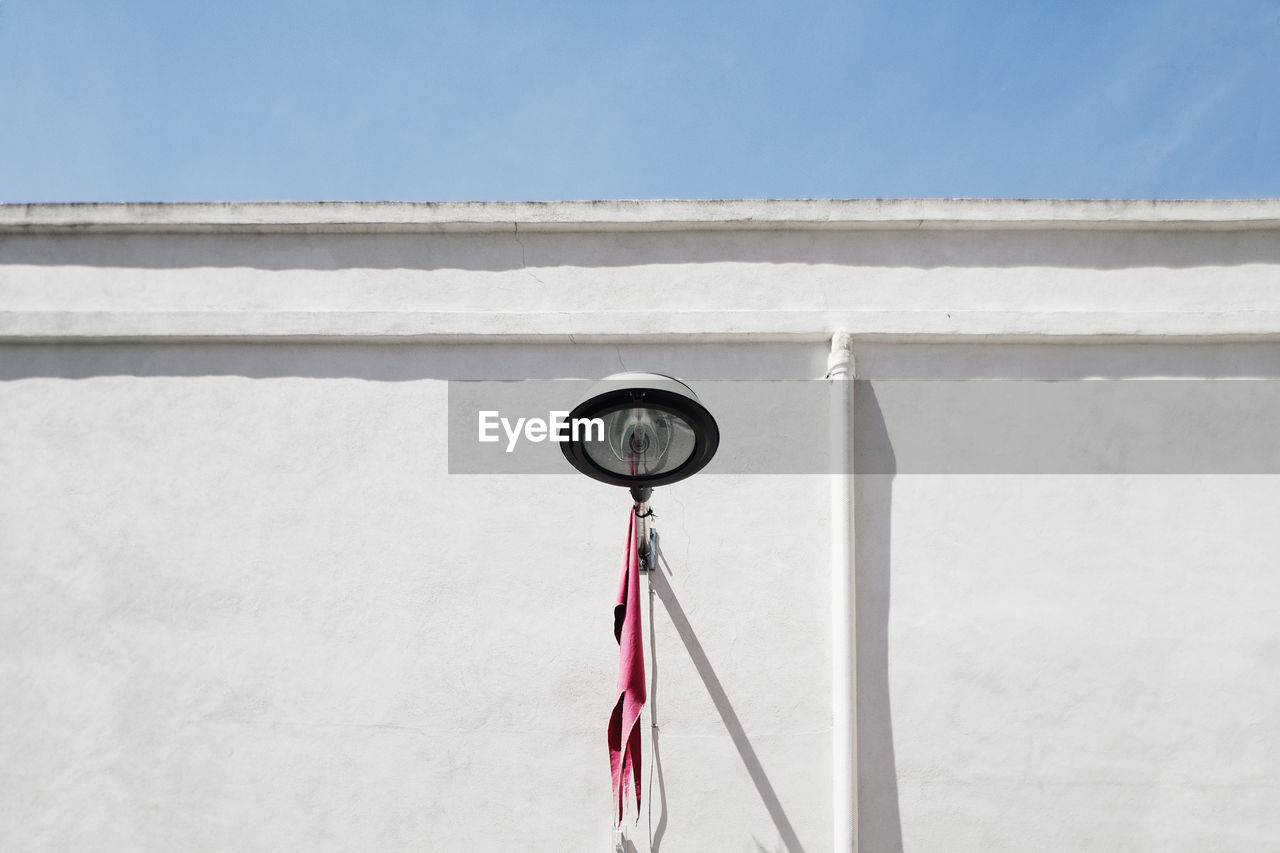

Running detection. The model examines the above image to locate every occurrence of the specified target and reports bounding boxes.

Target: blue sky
[1,0,1276,202]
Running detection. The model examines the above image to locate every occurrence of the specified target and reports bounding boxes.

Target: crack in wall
[512,222,548,286]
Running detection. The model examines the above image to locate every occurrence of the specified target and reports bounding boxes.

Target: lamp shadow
[854,383,904,852]
[648,535,806,853]
[646,562,669,853]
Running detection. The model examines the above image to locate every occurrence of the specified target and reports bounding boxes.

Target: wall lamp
[560,372,719,564]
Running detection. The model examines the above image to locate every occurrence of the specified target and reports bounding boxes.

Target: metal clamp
[631,486,655,572]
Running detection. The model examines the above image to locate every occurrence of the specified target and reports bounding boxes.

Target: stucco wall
[3,201,1280,852]
[854,343,1280,852]
[0,342,832,852]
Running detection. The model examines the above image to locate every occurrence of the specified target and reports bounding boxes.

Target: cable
[647,562,656,847]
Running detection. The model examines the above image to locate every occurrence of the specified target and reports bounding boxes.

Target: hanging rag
[608,504,646,825]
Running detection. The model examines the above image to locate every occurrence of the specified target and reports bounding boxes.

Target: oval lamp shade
[560,372,719,489]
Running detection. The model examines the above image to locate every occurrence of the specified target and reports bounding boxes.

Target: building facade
[2,199,1279,851]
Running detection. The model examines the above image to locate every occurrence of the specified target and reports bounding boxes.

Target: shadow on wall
[644,376,906,853]
[646,561,669,853]
[855,384,904,853]
[0,343,824,382]
[4,229,1279,271]
[9,343,1280,384]
[648,537,806,853]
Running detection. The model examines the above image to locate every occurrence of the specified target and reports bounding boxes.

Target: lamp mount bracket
[631,488,656,572]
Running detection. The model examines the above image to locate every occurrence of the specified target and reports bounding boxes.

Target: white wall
[854,342,1280,852]
[869,473,1280,850]
[0,342,832,852]
[3,200,1280,852]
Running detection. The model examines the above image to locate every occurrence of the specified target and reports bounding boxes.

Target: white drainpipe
[827,331,856,852]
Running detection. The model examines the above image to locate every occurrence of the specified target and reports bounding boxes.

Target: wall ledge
[4,198,1280,234]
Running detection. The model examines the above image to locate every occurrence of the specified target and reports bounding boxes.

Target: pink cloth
[608,505,646,825]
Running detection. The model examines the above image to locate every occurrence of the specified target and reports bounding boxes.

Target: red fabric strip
[608,505,646,825]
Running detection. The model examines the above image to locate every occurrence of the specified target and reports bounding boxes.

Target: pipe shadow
[854,384,904,851]
[648,536,805,853]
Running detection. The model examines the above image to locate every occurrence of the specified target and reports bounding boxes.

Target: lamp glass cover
[583,406,698,478]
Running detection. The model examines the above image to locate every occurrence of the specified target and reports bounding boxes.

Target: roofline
[3,198,1280,234]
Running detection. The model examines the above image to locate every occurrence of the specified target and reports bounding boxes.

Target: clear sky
[1,0,1276,202]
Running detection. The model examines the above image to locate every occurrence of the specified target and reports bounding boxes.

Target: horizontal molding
[3,199,1280,234]
[5,309,1280,343]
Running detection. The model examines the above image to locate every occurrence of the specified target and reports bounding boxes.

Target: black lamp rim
[559,388,720,489]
